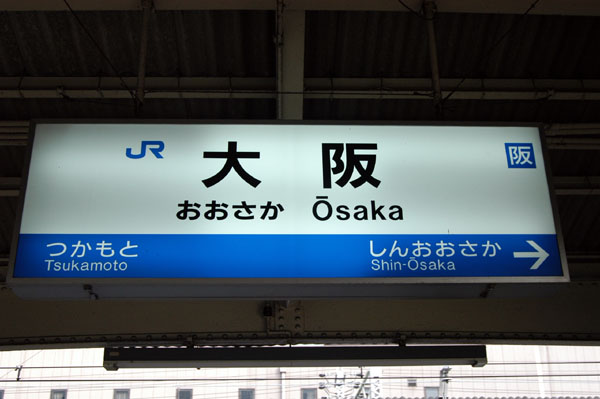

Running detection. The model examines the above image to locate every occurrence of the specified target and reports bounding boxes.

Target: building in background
[1,346,600,399]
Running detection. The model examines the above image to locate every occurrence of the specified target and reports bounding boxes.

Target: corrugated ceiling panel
[305,11,429,78]
[304,99,600,122]
[0,98,275,119]
[0,146,26,177]
[549,150,600,176]
[0,10,275,77]
[435,13,600,79]
[441,100,600,122]
[1,10,599,79]
[558,196,600,253]
[305,11,600,79]
[0,197,17,255]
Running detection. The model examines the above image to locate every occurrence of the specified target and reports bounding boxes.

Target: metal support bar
[546,123,600,136]
[0,177,21,197]
[281,9,305,119]
[2,120,600,149]
[0,0,600,15]
[135,0,153,107]
[304,90,600,100]
[2,77,600,100]
[276,0,284,119]
[3,88,600,100]
[0,190,20,197]
[0,120,28,145]
[546,138,600,150]
[423,0,442,118]
[553,176,600,195]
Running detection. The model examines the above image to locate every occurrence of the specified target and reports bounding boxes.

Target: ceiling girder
[278,9,305,120]
[0,0,599,16]
[2,120,600,150]
[1,77,600,101]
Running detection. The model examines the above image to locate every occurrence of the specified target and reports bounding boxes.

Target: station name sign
[9,123,568,298]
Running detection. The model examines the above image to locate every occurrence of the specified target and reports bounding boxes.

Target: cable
[0,350,42,380]
[5,359,600,370]
[441,0,543,105]
[396,0,434,21]
[3,376,600,397]
[58,92,139,109]
[0,379,299,398]
[61,0,138,106]
[4,373,600,383]
[2,373,600,398]
[145,88,433,98]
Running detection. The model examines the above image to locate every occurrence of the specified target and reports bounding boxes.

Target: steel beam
[2,119,600,150]
[0,0,599,16]
[0,121,28,146]
[423,0,442,118]
[0,177,21,197]
[546,138,600,150]
[1,77,599,101]
[3,88,598,100]
[2,284,600,349]
[135,0,153,107]
[553,176,600,195]
[305,77,600,92]
[546,123,600,136]
[276,0,284,119]
[280,9,306,119]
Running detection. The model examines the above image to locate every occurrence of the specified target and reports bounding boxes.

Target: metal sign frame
[8,120,569,299]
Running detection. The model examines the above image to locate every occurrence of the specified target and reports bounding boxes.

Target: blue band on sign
[14,233,563,278]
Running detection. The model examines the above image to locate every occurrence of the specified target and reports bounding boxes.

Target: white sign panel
[11,123,567,292]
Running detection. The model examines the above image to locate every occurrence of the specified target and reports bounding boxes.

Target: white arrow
[513,240,550,270]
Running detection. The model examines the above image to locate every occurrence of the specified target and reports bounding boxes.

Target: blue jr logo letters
[126,141,165,159]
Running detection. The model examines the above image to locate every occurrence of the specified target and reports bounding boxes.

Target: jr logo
[126,141,165,159]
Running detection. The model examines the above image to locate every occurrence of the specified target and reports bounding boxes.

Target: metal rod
[276,0,285,119]
[136,0,153,106]
[2,77,600,100]
[4,88,600,101]
[423,0,442,118]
